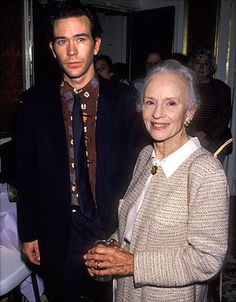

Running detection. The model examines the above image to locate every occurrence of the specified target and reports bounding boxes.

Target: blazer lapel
[96,78,118,169]
[119,154,153,240]
[41,84,68,152]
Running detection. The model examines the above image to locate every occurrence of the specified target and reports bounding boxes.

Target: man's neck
[64,72,95,90]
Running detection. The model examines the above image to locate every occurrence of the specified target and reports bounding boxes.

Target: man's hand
[23,240,40,265]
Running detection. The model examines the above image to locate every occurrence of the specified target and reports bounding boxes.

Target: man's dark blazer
[16,77,146,273]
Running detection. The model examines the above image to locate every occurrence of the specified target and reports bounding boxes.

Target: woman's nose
[199,63,204,70]
[153,104,164,118]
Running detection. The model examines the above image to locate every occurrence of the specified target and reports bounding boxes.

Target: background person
[165,52,189,67]
[188,48,233,163]
[133,50,162,111]
[144,51,162,72]
[94,54,114,80]
[112,62,130,86]
[16,1,144,301]
[84,60,229,302]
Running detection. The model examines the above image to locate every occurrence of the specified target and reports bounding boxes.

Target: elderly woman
[84,60,229,302]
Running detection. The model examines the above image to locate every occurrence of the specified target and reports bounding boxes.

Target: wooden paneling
[187,0,217,55]
[0,0,23,133]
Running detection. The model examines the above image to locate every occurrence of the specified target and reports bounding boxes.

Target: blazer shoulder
[188,147,226,179]
[133,144,153,172]
[18,82,60,106]
[99,76,134,103]
[138,144,153,159]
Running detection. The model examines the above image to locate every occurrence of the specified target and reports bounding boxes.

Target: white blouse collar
[151,137,201,178]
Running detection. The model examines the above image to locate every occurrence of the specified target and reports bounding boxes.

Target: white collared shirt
[123,137,201,244]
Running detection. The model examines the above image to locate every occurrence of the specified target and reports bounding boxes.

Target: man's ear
[49,42,57,59]
[94,37,101,56]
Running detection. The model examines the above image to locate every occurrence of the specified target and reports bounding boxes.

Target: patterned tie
[72,94,95,219]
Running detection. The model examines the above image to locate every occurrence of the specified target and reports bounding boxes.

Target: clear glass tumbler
[94,238,119,282]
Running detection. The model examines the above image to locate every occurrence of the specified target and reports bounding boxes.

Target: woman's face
[192,54,211,83]
[95,59,111,79]
[142,73,193,144]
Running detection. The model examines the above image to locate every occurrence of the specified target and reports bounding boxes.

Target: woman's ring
[96,261,100,269]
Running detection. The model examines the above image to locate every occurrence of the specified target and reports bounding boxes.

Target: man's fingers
[23,241,41,265]
[34,244,41,262]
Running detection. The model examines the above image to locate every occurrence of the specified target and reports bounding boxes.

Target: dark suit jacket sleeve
[16,88,40,242]
[122,86,150,175]
[96,79,148,234]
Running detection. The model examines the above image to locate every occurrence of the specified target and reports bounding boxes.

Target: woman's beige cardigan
[114,145,229,302]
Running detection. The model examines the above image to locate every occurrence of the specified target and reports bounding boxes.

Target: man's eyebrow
[73,33,90,38]
[53,33,90,41]
[53,36,65,42]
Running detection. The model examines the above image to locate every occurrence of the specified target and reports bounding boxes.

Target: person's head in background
[94,54,113,79]
[48,0,102,89]
[166,52,189,67]
[112,62,130,84]
[189,48,216,83]
[145,51,162,72]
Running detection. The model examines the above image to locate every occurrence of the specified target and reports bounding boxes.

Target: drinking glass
[94,238,119,282]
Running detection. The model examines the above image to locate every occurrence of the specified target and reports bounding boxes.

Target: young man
[17,2,145,301]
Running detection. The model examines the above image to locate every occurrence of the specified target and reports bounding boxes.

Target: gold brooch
[151,165,158,175]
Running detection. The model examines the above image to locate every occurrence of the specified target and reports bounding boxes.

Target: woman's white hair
[137,59,200,112]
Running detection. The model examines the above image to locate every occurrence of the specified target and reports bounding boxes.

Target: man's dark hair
[47,0,102,42]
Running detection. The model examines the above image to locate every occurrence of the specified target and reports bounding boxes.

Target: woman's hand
[84,246,134,278]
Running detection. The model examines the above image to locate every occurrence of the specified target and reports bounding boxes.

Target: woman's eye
[144,100,155,106]
[167,100,176,106]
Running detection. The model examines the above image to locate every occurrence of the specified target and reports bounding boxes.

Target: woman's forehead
[194,54,209,62]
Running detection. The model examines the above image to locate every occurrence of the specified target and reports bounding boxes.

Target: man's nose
[67,41,78,56]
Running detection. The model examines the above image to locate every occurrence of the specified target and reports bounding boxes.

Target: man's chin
[66,73,82,79]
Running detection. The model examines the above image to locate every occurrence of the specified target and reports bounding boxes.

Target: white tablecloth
[0,183,44,301]
[0,184,19,250]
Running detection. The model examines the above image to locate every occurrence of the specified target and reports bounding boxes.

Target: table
[0,183,44,301]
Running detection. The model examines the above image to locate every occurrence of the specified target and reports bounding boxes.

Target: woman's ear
[187,104,197,120]
[184,106,196,127]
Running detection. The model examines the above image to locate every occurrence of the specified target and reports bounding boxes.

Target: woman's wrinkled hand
[84,246,134,278]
